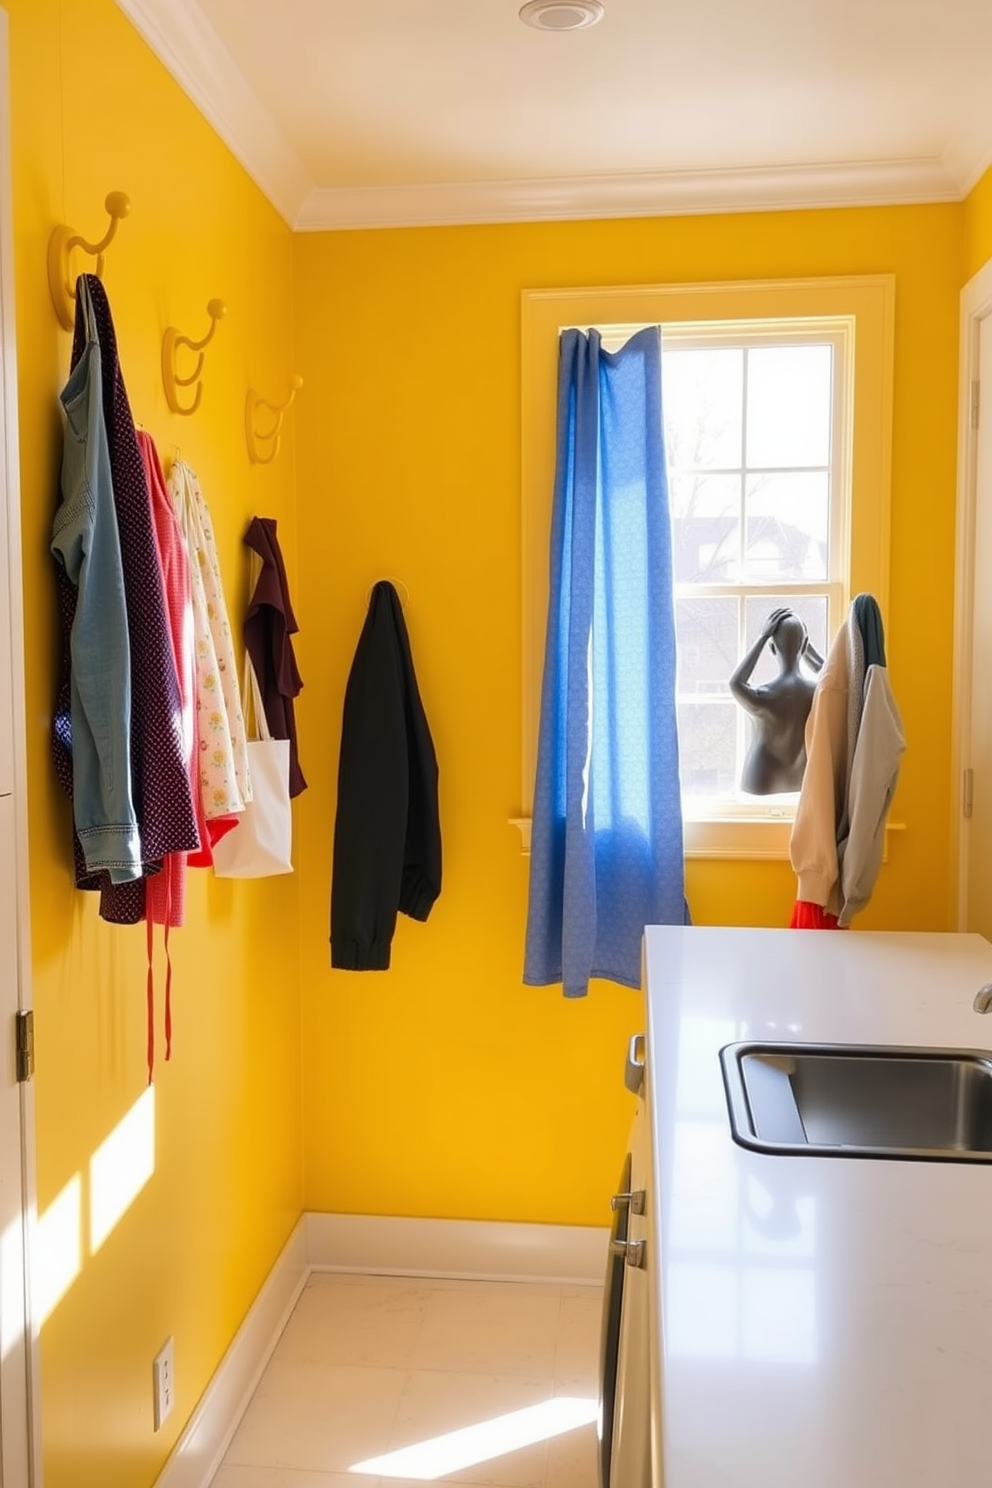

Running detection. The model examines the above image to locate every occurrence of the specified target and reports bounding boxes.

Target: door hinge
[15,1010,34,1083]
[972,379,981,431]
[964,767,974,820]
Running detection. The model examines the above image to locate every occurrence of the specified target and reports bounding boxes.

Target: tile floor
[210,1273,603,1488]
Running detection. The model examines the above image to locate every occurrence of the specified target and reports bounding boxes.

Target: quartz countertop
[642,926,992,1488]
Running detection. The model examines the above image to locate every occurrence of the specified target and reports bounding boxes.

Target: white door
[964,306,992,936]
[0,801,34,1488]
[0,11,41,1483]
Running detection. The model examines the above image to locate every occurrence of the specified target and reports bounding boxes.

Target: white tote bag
[212,655,293,878]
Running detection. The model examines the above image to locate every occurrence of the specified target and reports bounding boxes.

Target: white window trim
[517,276,895,861]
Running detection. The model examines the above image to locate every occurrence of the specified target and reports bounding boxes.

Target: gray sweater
[837,664,906,926]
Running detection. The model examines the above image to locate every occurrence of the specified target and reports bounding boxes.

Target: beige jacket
[789,613,865,914]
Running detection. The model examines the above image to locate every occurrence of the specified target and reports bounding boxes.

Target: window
[520,278,893,860]
[661,328,846,821]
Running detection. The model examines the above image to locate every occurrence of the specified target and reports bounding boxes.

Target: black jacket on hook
[330,581,441,970]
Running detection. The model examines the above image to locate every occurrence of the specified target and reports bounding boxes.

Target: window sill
[684,817,793,860]
[510,817,905,863]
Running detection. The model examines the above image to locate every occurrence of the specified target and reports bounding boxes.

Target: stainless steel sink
[720,1042,992,1161]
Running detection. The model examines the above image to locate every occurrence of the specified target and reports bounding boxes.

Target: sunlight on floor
[211,1273,603,1488]
[349,1394,599,1480]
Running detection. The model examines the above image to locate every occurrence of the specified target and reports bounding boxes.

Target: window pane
[670,473,741,582]
[677,703,738,797]
[663,348,743,470]
[675,597,738,696]
[745,345,832,469]
[744,473,829,581]
[742,594,829,687]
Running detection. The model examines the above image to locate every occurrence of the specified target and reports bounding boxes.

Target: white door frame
[951,255,992,930]
[0,10,43,1483]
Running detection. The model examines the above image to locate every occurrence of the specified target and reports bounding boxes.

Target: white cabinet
[609,1096,652,1488]
[0,794,31,1484]
[0,15,39,1478]
[600,1039,653,1488]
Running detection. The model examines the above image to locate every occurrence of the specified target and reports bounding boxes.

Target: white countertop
[642,926,992,1488]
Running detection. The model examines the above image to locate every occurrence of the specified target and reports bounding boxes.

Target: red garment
[139,431,207,1074]
[138,432,205,911]
[790,899,844,930]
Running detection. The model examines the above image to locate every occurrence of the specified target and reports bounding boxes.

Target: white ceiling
[116,0,992,230]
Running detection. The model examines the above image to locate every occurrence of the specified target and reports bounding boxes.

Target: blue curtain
[524,326,687,998]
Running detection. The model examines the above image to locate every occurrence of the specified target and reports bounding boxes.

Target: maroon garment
[52,276,199,924]
[243,517,306,797]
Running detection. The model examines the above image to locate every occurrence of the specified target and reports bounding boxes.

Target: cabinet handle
[624,1033,646,1094]
[611,1189,646,1215]
[609,1237,647,1268]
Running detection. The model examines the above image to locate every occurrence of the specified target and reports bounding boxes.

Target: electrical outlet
[152,1336,175,1431]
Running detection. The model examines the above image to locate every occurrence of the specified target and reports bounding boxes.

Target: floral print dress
[168,461,252,843]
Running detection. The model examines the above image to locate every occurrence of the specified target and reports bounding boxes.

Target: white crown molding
[113,0,312,226]
[294,156,963,232]
[113,1,976,233]
[952,142,992,200]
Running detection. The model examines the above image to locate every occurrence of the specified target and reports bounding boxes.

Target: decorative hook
[245,375,303,464]
[365,577,410,611]
[161,299,227,416]
[48,190,132,330]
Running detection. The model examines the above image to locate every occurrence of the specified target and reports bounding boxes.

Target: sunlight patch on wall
[89,1085,155,1253]
[350,1395,598,1480]
[34,1174,81,1327]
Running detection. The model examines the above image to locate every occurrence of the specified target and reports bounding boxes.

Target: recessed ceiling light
[519,0,604,31]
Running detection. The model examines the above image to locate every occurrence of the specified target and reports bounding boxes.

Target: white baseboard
[154,1213,608,1488]
[305,1212,609,1285]
[153,1217,309,1488]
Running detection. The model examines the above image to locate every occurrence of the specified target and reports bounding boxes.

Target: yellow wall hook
[48,190,132,330]
[245,374,303,464]
[162,299,227,416]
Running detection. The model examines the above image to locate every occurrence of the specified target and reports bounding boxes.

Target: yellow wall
[292,203,963,1227]
[5,2,303,1485]
[6,0,990,1477]
[964,163,992,281]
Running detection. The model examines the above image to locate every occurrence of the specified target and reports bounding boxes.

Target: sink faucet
[974,985,992,1014]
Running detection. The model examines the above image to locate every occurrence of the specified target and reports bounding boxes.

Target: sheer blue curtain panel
[524,325,688,999]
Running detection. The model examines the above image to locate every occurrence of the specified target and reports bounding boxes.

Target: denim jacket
[51,276,142,882]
